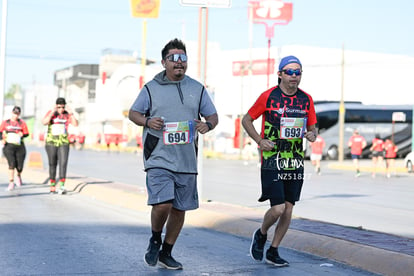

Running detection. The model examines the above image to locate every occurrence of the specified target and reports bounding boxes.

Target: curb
[328,161,408,173]
[9,161,414,276]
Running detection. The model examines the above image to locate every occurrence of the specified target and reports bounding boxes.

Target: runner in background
[242,137,257,165]
[309,134,325,175]
[370,134,384,178]
[384,139,398,178]
[42,97,78,194]
[0,106,29,191]
[347,129,367,177]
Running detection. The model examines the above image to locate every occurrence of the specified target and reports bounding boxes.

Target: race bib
[163,120,195,145]
[6,132,21,145]
[51,124,66,135]
[280,117,307,139]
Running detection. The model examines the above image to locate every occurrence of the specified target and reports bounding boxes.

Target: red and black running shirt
[247,86,317,165]
[0,119,29,145]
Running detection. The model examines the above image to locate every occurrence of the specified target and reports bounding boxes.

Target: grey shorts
[146,168,199,211]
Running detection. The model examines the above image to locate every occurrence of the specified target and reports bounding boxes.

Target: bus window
[345,109,413,123]
[317,110,338,131]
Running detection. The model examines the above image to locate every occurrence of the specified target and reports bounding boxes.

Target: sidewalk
[5,158,414,276]
[327,159,408,173]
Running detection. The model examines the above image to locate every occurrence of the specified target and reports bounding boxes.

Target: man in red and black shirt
[242,55,317,267]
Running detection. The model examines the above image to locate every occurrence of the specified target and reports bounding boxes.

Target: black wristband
[206,121,213,131]
[145,117,151,128]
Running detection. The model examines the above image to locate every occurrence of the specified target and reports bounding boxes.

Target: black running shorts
[259,169,304,206]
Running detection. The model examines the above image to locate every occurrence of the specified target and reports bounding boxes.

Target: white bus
[308,101,413,160]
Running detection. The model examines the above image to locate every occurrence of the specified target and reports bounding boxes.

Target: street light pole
[0,0,8,122]
[197,6,208,202]
[140,19,147,89]
[267,37,271,88]
[239,65,245,158]
[338,43,346,162]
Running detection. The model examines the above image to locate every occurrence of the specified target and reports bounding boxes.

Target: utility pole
[239,65,245,158]
[0,0,8,121]
[338,43,346,162]
[412,106,414,152]
[197,6,208,202]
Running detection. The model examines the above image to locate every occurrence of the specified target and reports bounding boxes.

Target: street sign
[232,59,275,76]
[130,0,161,18]
[249,0,292,22]
[179,0,231,8]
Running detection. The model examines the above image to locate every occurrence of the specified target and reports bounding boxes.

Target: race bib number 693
[280,117,307,139]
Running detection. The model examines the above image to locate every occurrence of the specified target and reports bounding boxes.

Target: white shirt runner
[6,132,21,145]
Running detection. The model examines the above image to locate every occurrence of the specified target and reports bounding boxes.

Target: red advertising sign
[232,59,275,76]
[249,0,292,22]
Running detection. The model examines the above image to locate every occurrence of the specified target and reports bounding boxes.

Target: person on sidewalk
[370,134,384,178]
[242,55,317,267]
[384,138,398,178]
[242,137,257,165]
[128,38,218,270]
[0,106,29,191]
[309,133,325,175]
[347,129,367,177]
[42,97,78,194]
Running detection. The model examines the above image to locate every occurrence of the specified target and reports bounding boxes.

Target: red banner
[249,0,292,22]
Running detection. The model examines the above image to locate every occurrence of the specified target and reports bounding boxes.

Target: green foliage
[5,84,23,100]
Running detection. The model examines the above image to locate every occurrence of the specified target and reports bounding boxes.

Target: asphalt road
[0,169,378,275]
[29,145,414,238]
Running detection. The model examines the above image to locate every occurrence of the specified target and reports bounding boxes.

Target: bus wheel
[327,145,338,160]
[408,161,413,173]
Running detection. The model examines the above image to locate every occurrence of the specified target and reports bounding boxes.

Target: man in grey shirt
[129,38,218,270]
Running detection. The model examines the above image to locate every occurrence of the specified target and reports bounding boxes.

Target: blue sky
[1,0,413,90]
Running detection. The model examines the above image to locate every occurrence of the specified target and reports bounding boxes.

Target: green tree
[4,84,23,105]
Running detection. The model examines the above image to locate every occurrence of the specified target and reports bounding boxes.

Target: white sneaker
[57,186,67,195]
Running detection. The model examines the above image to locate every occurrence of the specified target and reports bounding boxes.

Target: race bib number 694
[163,120,195,145]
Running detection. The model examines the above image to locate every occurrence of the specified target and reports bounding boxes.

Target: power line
[6,53,99,63]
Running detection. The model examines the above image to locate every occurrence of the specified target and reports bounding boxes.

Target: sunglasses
[165,53,187,62]
[281,69,302,76]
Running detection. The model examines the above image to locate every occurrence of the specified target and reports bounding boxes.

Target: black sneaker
[144,239,161,266]
[158,251,183,270]
[250,228,267,261]
[265,247,289,267]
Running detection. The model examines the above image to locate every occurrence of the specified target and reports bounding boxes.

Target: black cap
[12,106,21,114]
[56,97,66,105]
